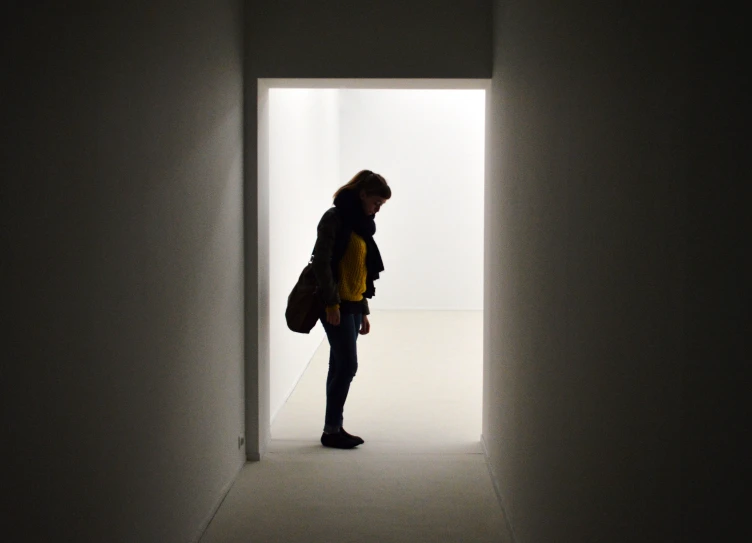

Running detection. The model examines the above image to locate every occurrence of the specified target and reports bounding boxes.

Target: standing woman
[312,170,391,449]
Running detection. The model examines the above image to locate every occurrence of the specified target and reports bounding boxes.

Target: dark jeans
[321,311,363,433]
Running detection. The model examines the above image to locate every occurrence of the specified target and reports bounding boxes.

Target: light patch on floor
[200,311,511,543]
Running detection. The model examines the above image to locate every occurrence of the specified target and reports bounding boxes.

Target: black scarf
[333,189,385,297]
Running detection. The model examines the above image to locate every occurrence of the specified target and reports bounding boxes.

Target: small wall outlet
[238,436,245,448]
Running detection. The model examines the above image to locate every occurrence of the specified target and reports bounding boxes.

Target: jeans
[321,312,363,433]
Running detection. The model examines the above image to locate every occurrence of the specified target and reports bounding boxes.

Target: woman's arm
[311,210,341,309]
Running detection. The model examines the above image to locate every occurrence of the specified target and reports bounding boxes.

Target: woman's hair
[333,170,392,201]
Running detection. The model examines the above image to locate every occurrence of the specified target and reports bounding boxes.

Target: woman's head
[333,170,391,216]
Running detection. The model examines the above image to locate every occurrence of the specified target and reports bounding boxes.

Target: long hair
[333,170,392,201]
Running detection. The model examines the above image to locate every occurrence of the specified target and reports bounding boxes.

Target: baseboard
[194,458,246,543]
[480,434,518,543]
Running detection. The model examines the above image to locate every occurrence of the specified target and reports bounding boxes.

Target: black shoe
[340,428,364,445]
[321,431,360,449]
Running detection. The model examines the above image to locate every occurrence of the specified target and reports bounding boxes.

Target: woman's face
[360,192,386,216]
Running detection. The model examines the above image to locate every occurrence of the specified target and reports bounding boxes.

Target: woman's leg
[321,312,363,433]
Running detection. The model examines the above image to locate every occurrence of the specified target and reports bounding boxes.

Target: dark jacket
[311,207,374,315]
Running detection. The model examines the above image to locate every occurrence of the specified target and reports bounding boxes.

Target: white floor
[201,311,511,543]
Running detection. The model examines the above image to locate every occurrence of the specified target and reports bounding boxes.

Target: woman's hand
[359,315,371,335]
[326,307,341,326]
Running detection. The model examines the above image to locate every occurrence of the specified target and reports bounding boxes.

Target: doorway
[255,79,488,456]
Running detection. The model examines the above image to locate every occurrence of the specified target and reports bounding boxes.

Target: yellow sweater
[326,232,367,311]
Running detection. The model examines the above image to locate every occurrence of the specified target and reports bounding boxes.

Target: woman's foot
[320,430,360,449]
[340,428,364,445]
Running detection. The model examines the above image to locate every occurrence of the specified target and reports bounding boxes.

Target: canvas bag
[285,249,325,334]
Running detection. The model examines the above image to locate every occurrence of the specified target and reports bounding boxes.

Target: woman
[311,170,391,449]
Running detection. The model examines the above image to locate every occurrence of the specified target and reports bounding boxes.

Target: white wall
[483,2,687,541]
[3,2,245,542]
[268,85,485,425]
[268,89,339,423]
[339,89,486,310]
